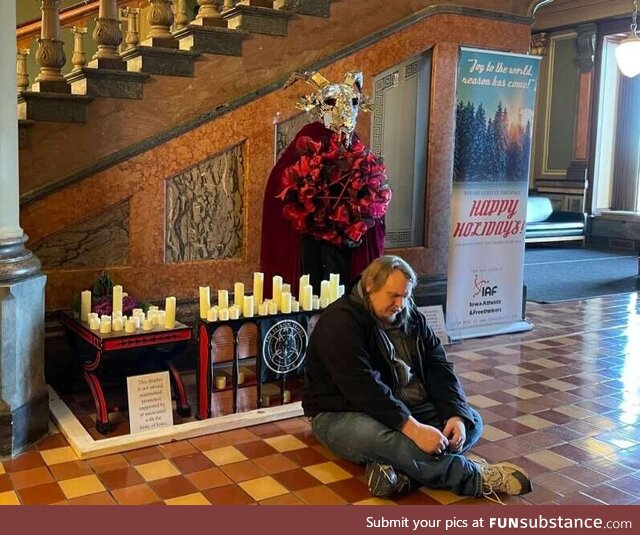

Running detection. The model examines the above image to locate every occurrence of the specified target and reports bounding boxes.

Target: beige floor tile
[40,446,79,466]
[264,435,307,452]
[504,387,541,400]
[554,404,595,419]
[303,462,352,484]
[353,497,396,505]
[203,446,248,466]
[0,491,20,505]
[460,371,492,382]
[165,492,211,505]
[530,357,564,368]
[239,476,289,501]
[467,395,501,408]
[495,365,529,375]
[421,487,466,504]
[482,425,512,442]
[58,475,106,499]
[134,459,181,482]
[540,379,577,391]
[525,450,576,471]
[513,414,554,429]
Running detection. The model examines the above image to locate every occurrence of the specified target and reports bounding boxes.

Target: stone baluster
[174,0,189,30]
[70,26,88,71]
[145,0,178,47]
[16,48,30,93]
[223,0,235,10]
[122,7,141,51]
[33,0,68,92]
[194,0,224,25]
[91,0,124,69]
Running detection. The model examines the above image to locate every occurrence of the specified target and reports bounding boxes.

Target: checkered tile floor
[1,293,639,505]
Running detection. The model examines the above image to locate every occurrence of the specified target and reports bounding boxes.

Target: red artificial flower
[278,132,392,247]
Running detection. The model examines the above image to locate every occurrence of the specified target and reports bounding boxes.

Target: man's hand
[443,416,466,452]
[401,416,449,455]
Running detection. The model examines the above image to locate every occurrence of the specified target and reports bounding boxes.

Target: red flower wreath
[277,134,392,247]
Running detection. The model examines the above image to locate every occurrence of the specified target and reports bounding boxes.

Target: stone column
[193,0,224,26]
[32,0,68,93]
[90,0,124,69]
[1,1,48,458]
[122,7,141,51]
[16,49,30,93]
[174,0,189,30]
[71,27,88,71]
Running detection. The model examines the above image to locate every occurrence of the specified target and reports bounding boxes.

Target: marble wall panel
[166,144,244,262]
[32,201,129,269]
[274,112,313,162]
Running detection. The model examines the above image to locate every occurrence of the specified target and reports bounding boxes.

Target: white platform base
[48,386,304,459]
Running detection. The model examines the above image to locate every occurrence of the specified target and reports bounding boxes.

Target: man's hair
[361,255,417,330]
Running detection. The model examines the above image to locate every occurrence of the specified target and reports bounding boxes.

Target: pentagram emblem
[262,319,308,375]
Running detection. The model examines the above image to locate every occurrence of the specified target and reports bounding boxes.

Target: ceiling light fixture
[616,0,640,77]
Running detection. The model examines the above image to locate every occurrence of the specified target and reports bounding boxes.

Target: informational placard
[419,305,451,345]
[126,371,174,434]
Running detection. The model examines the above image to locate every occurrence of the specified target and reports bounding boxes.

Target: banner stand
[449,320,533,342]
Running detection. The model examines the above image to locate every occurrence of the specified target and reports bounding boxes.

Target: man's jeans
[311,404,484,497]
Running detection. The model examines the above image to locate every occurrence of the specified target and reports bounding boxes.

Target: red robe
[259,122,385,295]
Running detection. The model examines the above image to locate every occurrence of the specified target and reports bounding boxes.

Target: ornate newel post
[122,7,141,50]
[70,26,88,71]
[1,1,48,458]
[33,0,68,92]
[16,49,30,93]
[222,0,235,10]
[174,0,189,30]
[195,0,224,25]
[145,0,178,47]
[91,0,124,69]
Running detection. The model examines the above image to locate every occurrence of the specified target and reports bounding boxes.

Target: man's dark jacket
[302,285,476,431]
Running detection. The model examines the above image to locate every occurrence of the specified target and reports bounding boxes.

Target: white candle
[320,280,330,302]
[299,274,310,300]
[229,306,240,320]
[237,371,245,385]
[157,310,166,326]
[272,276,282,312]
[282,283,291,295]
[312,296,320,310]
[258,303,268,316]
[320,297,329,309]
[281,291,291,314]
[243,295,254,318]
[338,284,345,298]
[132,308,143,317]
[199,286,210,319]
[148,305,159,312]
[219,307,229,321]
[89,317,100,330]
[268,301,278,315]
[253,272,264,305]
[329,273,340,302]
[112,285,123,315]
[207,307,218,322]
[164,296,176,328]
[81,290,91,322]
[87,312,98,322]
[132,316,141,329]
[214,375,227,390]
[100,314,111,323]
[218,289,229,309]
[234,282,244,307]
[100,321,112,334]
[142,318,153,331]
[301,284,313,311]
[124,319,136,333]
[291,299,299,312]
[112,318,124,332]
[112,310,123,320]
[283,390,291,403]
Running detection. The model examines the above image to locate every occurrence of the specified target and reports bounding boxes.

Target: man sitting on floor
[302,255,532,500]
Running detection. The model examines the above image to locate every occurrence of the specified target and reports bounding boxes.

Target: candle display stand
[197,311,319,420]
[59,311,192,434]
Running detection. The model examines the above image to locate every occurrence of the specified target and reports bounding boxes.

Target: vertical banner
[446,48,540,340]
